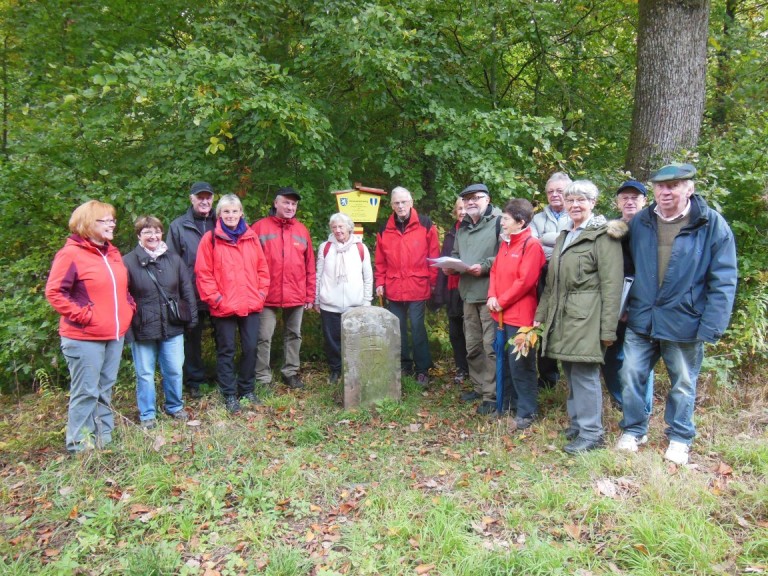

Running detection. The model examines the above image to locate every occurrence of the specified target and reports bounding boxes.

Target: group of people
[45,163,737,466]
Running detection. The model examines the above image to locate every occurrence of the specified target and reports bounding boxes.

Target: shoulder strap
[418,213,433,232]
[323,242,365,261]
[145,265,172,305]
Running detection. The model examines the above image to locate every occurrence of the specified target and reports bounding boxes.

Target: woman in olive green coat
[534,180,625,454]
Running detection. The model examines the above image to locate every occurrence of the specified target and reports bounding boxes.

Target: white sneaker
[615,433,648,453]
[664,441,690,465]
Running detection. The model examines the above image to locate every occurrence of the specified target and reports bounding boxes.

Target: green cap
[649,163,696,182]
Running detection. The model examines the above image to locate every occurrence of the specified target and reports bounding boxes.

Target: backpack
[323,242,365,261]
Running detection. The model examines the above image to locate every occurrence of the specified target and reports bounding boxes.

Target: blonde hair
[68,200,116,239]
[134,215,163,236]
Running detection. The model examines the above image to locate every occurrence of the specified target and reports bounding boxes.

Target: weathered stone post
[341,307,401,408]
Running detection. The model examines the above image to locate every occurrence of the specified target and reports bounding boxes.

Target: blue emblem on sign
[369,198,378,206]
[340,198,348,206]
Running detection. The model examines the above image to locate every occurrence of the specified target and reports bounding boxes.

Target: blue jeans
[602,322,654,414]
[388,300,432,375]
[504,325,538,418]
[60,337,124,452]
[131,334,185,422]
[619,328,704,444]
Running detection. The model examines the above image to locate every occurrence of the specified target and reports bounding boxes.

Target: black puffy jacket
[123,245,198,342]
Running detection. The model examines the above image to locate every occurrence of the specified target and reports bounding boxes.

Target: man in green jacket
[451,183,502,415]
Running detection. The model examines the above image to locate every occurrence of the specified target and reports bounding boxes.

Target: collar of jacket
[269,214,297,227]
[640,194,708,230]
[460,204,497,229]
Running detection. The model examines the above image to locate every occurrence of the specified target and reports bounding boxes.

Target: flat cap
[616,179,648,196]
[190,181,214,195]
[459,183,489,197]
[649,163,696,182]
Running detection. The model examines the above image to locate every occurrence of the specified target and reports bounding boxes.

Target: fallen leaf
[715,461,733,476]
[633,543,650,555]
[152,434,166,451]
[563,523,581,540]
[306,530,315,542]
[596,478,617,498]
[415,564,435,575]
[58,486,74,497]
[68,505,78,520]
[187,420,202,427]
[44,548,60,557]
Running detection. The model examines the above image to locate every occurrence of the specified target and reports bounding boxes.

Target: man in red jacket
[252,187,316,389]
[375,186,439,386]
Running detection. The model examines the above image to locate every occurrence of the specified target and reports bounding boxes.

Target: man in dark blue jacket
[614,163,737,465]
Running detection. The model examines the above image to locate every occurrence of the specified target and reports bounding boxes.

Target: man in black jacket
[168,181,217,398]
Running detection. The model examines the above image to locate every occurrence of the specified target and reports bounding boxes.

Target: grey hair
[391,186,412,200]
[329,212,355,233]
[564,179,599,202]
[546,171,573,188]
[216,194,245,217]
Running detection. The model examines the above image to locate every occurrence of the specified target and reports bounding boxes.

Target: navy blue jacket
[626,195,737,343]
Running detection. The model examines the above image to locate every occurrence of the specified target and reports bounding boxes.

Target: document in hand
[428,257,470,273]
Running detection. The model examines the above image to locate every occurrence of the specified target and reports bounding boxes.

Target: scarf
[140,240,169,261]
[220,218,248,243]
[326,233,359,284]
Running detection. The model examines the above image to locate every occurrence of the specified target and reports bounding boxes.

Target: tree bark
[625,0,710,179]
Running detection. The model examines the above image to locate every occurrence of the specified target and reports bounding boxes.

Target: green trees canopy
[1,0,766,388]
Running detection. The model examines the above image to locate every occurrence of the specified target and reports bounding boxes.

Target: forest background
[0,0,766,391]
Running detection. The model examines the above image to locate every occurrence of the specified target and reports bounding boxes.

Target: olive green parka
[534,217,626,363]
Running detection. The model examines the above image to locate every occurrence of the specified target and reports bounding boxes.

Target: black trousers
[212,312,260,397]
[320,310,342,373]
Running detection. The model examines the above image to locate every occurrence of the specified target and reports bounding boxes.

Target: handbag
[145,266,192,326]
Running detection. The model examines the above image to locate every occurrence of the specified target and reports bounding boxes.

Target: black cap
[616,180,648,196]
[190,181,214,195]
[459,183,489,197]
[275,186,301,201]
[649,163,696,183]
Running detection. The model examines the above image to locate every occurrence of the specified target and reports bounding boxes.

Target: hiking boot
[169,409,189,421]
[563,427,579,441]
[514,416,536,430]
[664,440,690,465]
[476,401,496,416]
[564,436,605,454]
[284,374,305,389]
[140,419,157,430]
[460,391,482,402]
[453,369,467,385]
[416,373,429,387]
[224,395,241,414]
[329,371,341,384]
[240,392,262,406]
[615,433,648,453]
[188,385,203,399]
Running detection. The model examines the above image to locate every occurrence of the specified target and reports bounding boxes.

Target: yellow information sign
[332,184,387,223]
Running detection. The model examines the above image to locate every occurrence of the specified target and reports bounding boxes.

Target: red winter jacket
[375,209,439,302]
[488,226,546,327]
[45,235,135,341]
[195,221,270,317]
[251,215,315,307]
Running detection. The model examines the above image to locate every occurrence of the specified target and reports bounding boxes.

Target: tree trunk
[625,0,710,179]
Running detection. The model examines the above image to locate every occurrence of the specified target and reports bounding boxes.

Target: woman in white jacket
[315,213,373,383]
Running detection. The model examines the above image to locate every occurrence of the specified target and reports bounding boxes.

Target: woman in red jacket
[195,194,270,414]
[487,199,546,430]
[45,200,135,453]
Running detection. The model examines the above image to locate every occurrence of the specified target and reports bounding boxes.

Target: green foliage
[0,0,766,390]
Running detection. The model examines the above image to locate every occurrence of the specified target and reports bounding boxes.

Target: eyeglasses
[462,194,487,203]
[96,219,117,225]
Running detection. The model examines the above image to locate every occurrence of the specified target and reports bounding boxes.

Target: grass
[1,360,767,575]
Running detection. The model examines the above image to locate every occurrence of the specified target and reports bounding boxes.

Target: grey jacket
[530,206,572,261]
[451,205,502,304]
